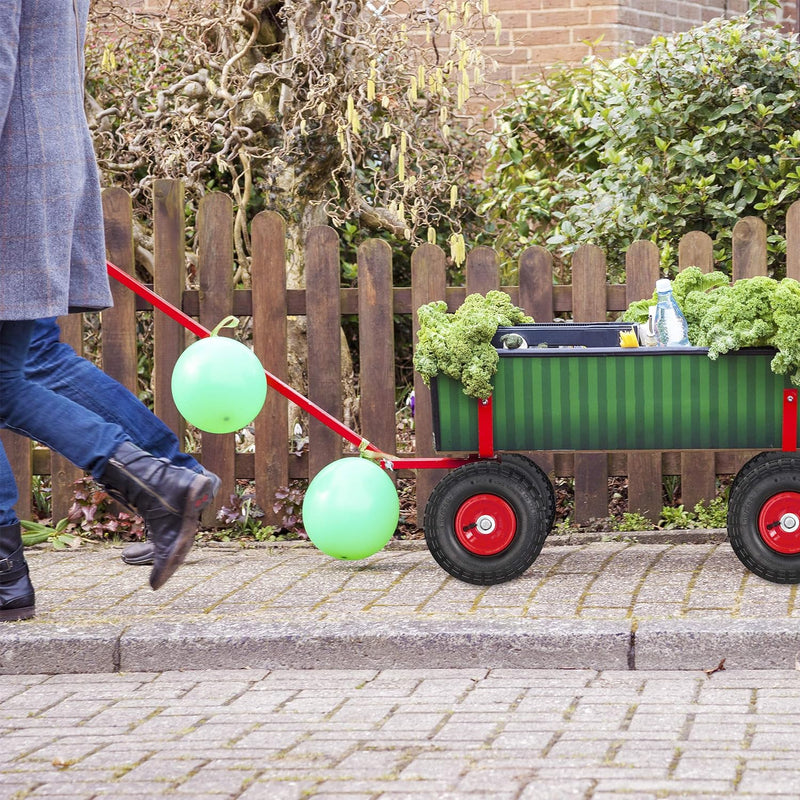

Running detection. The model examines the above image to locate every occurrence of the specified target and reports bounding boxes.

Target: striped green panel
[433,349,793,452]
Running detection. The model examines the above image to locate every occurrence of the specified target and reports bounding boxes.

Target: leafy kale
[624,267,800,384]
[414,291,533,399]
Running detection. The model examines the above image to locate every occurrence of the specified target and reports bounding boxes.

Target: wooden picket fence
[5,179,800,528]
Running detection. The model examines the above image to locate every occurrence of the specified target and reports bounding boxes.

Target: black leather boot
[99,442,216,590]
[0,523,35,621]
[121,468,221,567]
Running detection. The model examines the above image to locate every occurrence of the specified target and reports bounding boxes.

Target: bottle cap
[655,278,672,293]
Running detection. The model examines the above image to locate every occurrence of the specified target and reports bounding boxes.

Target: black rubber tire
[423,460,549,585]
[497,453,556,530]
[729,451,786,499]
[728,452,800,583]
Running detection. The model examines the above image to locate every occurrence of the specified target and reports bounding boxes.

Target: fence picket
[197,192,236,525]
[572,244,611,523]
[678,231,714,273]
[358,239,397,454]
[411,244,447,518]
[306,226,343,479]
[466,246,499,297]
[152,179,187,443]
[102,188,137,393]
[787,201,800,282]
[678,235,717,510]
[1,429,31,522]
[519,246,554,324]
[252,211,289,522]
[625,241,662,521]
[733,216,768,280]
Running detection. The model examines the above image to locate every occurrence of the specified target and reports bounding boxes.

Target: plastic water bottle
[654,278,690,347]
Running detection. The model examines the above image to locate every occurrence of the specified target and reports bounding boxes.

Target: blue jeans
[0,318,199,526]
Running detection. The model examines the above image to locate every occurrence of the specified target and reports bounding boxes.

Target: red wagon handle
[106,261,481,471]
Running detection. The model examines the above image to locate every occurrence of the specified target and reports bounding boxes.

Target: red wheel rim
[455,493,517,556]
[758,492,800,554]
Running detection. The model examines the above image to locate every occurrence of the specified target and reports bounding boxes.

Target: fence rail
[4,179,800,527]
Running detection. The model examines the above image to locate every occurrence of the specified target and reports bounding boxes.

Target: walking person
[7,316,222,567]
[0,0,218,620]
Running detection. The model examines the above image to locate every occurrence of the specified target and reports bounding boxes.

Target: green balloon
[171,336,267,434]
[303,458,399,560]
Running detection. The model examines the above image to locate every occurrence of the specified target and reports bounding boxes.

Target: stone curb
[3,615,797,676]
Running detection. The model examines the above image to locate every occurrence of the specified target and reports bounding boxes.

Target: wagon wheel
[497,453,556,529]
[423,460,549,585]
[728,453,800,583]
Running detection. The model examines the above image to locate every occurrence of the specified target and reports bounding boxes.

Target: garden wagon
[108,263,800,588]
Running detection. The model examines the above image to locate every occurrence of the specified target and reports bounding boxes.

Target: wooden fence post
[102,187,138,393]
[625,240,662,521]
[678,230,715,273]
[152,179,187,444]
[466,246,499,297]
[358,239,397,454]
[678,231,717,509]
[732,217,767,282]
[50,315,85,521]
[0,431,31,522]
[252,211,289,522]
[306,226,343,479]
[411,243,447,521]
[572,244,609,523]
[197,192,235,526]
[519,246,556,478]
[787,201,800,282]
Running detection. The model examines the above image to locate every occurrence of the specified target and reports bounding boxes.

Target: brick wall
[483,0,795,88]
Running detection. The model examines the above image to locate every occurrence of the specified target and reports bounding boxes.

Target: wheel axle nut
[475,515,496,534]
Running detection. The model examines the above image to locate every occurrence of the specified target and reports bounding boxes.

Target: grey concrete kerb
[2,531,795,675]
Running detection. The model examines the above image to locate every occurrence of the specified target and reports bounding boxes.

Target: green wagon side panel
[432,348,795,452]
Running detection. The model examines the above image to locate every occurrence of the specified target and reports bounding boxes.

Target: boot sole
[149,474,214,590]
[121,551,155,566]
[0,605,35,622]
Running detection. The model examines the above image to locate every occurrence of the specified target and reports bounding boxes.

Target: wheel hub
[758,492,800,554]
[455,493,516,556]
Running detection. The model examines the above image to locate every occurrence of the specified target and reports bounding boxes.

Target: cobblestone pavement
[2,667,800,800]
[3,538,800,673]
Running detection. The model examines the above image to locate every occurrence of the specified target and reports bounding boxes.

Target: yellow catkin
[418,64,426,88]
[408,76,418,103]
[450,185,458,208]
[427,227,437,244]
[398,153,405,182]
[382,122,391,138]
[317,102,326,116]
[400,131,408,153]
[450,233,466,266]
[101,44,116,72]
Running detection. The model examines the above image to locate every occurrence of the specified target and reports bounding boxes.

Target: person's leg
[0,320,216,592]
[23,319,219,567]
[0,441,34,621]
[25,319,198,470]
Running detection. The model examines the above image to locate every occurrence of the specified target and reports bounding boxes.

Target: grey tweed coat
[0,0,113,320]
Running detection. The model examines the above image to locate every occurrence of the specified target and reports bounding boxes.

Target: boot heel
[0,528,36,621]
[0,604,35,622]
